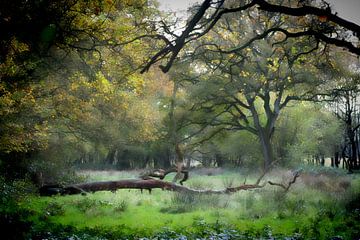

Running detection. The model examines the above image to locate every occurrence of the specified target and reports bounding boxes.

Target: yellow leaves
[0,133,28,153]
[267,57,280,72]
[0,83,15,115]
[259,75,267,83]
[240,70,251,77]
[211,59,221,66]
[70,82,79,91]
[127,73,145,95]
[0,115,50,153]
[94,72,112,93]
[10,37,30,53]
[0,38,30,77]
[125,99,160,142]
[0,83,38,117]
[122,102,129,110]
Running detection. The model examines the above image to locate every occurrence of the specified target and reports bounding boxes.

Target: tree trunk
[143,155,150,168]
[117,150,131,169]
[106,149,117,165]
[40,178,266,196]
[258,129,274,170]
[320,155,325,166]
[335,151,340,168]
[350,139,357,171]
[164,149,172,169]
[215,153,224,167]
[247,96,276,171]
[39,169,301,196]
[355,135,360,169]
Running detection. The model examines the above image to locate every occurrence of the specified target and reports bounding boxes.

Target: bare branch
[142,0,360,73]
[268,170,301,192]
[255,0,360,36]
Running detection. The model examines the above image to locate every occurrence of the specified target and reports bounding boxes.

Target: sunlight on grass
[25,168,360,238]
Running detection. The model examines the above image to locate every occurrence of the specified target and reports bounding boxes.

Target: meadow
[15,167,360,239]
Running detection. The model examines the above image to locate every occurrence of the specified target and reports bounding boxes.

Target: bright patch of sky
[327,0,360,25]
[157,0,200,14]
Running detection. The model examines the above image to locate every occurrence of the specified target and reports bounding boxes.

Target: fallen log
[39,167,301,196]
[39,184,64,196]
[40,178,266,196]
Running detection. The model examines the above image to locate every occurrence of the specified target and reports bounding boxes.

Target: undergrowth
[3,168,360,239]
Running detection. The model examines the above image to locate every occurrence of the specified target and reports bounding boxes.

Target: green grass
[21,168,360,239]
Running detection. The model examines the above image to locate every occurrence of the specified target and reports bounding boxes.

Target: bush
[73,198,101,213]
[30,157,88,186]
[160,191,222,213]
[0,177,36,211]
[45,202,65,216]
[114,199,128,212]
[0,177,37,240]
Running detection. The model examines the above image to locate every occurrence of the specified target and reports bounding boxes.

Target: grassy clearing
[21,168,360,239]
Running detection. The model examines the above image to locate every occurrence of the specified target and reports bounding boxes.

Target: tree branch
[142,0,360,73]
[268,169,301,192]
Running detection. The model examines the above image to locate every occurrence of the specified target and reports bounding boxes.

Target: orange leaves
[318,15,328,23]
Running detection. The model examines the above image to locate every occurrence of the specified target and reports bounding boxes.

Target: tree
[0,0,161,180]
[276,103,343,167]
[325,54,360,171]
[179,5,332,170]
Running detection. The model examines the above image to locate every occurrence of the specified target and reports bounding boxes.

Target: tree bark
[40,178,266,196]
[117,150,131,169]
[39,168,301,196]
[334,151,340,168]
[320,155,325,166]
[258,129,274,170]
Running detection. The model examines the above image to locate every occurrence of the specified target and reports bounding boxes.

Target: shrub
[114,199,128,212]
[45,201,65,216]
[188,178,214,190]
[0,177,37,240]
[30,158,87,186]
[160,191,221,213]
[221,176,235,188]
[73,198,100,213]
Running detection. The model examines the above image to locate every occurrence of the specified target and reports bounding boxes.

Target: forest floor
[18,167,360,239]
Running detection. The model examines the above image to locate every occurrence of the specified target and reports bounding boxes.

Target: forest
[1,0,360,239]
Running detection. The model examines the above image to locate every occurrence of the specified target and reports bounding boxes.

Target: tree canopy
[141,0,360,73]
[0,0,359,181]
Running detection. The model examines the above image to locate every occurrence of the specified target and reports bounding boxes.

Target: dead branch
[268,170,301,192]
[142,167,189,185]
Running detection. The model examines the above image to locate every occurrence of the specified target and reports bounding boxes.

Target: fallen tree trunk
[39,168,301,196]
[40,178,266,196]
